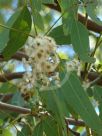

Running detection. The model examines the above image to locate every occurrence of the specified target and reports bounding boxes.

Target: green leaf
[41,72,102,135]
[40,90,67,136]
[85,0,102,25]
[2,127,13,136]
[86,87,93,97]
[2,6,32,59]
[42,0,54,4]
[32,117,61,136]
[32,121,43,136]
[60,72,102,135]
[0,83,17,94]
[0,10,21,52]
[31,0,42,11]
[93,85,102,120]
[49,25,71,45]
[43,117,60,136]
[32,10,44,30]
[17,125,31,136]
[59,0,78,35]
[10,91,25,106]
[93,86,102,103]
[71,20,95,63]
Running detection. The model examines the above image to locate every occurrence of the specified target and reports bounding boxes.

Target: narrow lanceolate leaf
[32,117,60,136]
[32,121,43,136]
[42,117,60,136]
[0,10,21,52]
[84,0,102,25]
[17,124,31,136]
[2,6,32,59]
[49,25,71,45]
[31,0,42,11]
[32,10,44,30]
[61,72,102,135]
[93,86,102,120]
[71,20,95,63]
[58,0,78,35]
[40,90,67,136]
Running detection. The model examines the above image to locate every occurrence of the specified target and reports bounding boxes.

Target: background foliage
[0,0,102,136]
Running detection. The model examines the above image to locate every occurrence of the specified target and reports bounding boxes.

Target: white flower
[19,36,60,92]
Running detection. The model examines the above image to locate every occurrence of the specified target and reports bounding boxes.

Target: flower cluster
[19,36,60,92]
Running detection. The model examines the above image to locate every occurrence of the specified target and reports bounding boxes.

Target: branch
[0,101,85,126]
[65,117,85,126]
[0,51,28,61]
[46,2,102,33]
[0,72,24,82]
[0,71,102,86]
[0,101,31,114]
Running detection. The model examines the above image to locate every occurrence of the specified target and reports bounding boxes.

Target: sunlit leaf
[31,0,42,11]
[71,20,95,62]
[32,10,44,30]
[2,127,13,136]
[59,0,78,35]
[85,0,102,25]
[61,72,102,135]
[2,6,32,59]
[0,10,21,52]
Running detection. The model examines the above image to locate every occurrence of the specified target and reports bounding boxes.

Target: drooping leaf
[0,10,21,52]
[17,124,31,136]
[60,72,102,135]
[41,72,102,135]
[85,0,102,25]
[2,6,32,59]
[32,10,44,30]
[93,85,102,120]
[93,85,102,103]
[58,0,78,35]
[32,117,61,136]
[31,0,42,11]
[49,25,71,45]
[32,121,43,136]
[71,20,95,63]
[40,90,67,136]
[42,117,60,136]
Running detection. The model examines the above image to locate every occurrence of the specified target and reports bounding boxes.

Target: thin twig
[83,34,102,80]
[89,74,102,87]
[44,11,65,35]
